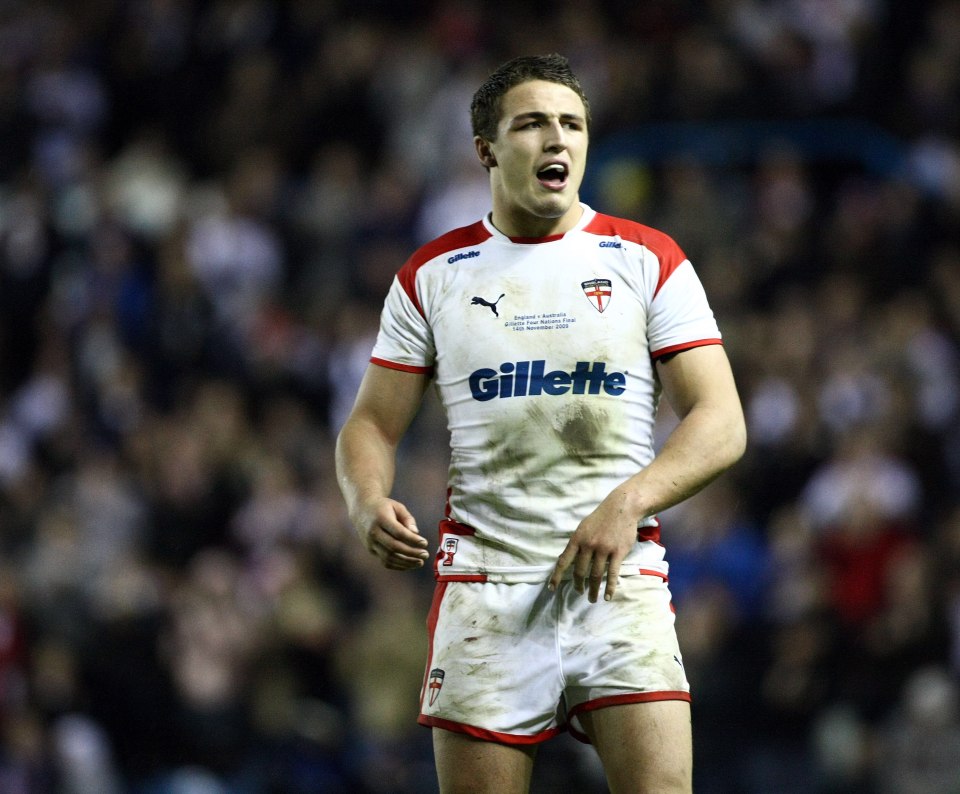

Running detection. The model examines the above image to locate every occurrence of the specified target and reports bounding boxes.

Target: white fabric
[419,576,689,742]
[372,204,721,582]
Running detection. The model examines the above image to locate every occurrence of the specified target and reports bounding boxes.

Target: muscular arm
[549,344,747,601]
[335,364,433,570]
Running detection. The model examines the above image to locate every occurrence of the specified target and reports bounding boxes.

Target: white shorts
[417,574,690,744]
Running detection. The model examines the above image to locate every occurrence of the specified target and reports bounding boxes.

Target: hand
[548,491,638,602]
[356,499,431,571]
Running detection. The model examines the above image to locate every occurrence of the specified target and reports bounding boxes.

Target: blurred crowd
[0,0,958,792]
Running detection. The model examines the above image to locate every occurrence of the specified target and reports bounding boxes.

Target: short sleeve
[647,260,722,359]
[370,274,435,373]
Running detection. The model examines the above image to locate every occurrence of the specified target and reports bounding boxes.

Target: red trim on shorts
[566,691,692,744]
[638,568,669,581]
[439,519,476,535]
[418,715,563,745]
[419,581,449,712]
[434,520,487,580]
[638,518,661,544]
[435,574,488,582]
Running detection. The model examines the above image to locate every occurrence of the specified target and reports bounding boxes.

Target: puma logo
[471,293,505,317]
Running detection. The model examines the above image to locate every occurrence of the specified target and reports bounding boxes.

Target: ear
[475,136,497,169]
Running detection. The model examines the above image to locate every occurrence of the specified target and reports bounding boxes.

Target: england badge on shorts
[428,667,445,705]
[581,278,612,313]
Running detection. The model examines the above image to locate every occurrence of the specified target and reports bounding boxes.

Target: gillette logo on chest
[468,360,626,401]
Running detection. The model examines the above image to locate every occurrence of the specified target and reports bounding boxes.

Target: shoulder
[396,221,492,308]
[583,212,688,293]
[583,212,686,263]
[399,221,492,278]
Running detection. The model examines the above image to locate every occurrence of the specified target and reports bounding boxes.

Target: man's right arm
[335,363,432,570]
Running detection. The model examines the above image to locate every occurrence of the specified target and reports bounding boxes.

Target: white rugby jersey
[371,204,722,583]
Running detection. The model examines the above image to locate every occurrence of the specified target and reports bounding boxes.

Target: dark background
[0,1,959,792]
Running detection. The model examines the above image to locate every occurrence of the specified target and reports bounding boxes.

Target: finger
[549,542,578,591]
[393,530,431,555]
[384,552,427,571]
[603,558,623,601]
[375,535,429,569]
[572,553,594,595]
[375,524,431,560]
[377,512,428,549]
[384,503,428,549]
[393,503,425,539]
[588,559,606,603]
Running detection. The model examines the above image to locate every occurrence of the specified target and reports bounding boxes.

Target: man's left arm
[549,344,747,602]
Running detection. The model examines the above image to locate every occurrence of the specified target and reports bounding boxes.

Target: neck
[490,202,583,239]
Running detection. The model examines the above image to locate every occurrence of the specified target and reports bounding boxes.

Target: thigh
[579,699,692,794]
[434,728,538,794]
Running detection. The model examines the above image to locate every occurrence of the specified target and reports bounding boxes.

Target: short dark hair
[470,53,591,142]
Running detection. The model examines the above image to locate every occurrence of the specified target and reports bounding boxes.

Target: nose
[543,120,568,151]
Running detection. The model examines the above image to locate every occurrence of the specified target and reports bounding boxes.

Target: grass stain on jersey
[479,403,552,480]
[555,402,609,466]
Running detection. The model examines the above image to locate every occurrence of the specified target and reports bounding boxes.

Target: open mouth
[537,163,568,190]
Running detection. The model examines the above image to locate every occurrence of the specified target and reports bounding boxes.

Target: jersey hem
[435,518,667,582]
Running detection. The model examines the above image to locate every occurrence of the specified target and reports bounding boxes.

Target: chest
[425,240,651,372]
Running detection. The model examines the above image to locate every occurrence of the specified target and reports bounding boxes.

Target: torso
[372,205,721,581]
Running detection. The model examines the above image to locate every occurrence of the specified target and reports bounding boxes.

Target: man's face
[476,79,588,237]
